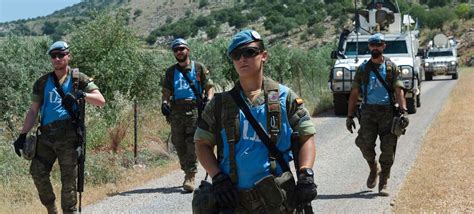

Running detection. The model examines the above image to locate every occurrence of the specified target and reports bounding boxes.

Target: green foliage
[0,36,51,130]
[199,0,209,8]
[205,26,220,39]
[424,7,457,29]
[420,0,452,8]
[455,3,471,19]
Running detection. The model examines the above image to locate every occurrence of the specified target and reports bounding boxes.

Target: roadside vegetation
[393,67,474,212]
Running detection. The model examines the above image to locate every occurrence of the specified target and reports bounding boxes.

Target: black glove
[346,116,356,133]
[212,172,239,208]
[295,170,318,205]
[161,103,171,117]
[400,110,409,129]
[62,90,85,111]
[13,133,27,157]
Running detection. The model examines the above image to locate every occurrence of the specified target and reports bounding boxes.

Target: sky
[0,0,81,23]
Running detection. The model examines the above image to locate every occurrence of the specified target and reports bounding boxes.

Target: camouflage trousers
[355,104,398,174]
[170,108,198,174]
[30,119,78,213]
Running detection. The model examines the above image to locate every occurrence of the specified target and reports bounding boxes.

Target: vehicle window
[345,40,408,55]
[427,51,453,57]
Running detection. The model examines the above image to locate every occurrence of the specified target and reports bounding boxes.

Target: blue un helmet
[368,33,385,44]
[170,38,189,50]
[227,29,263,56]
[47,41,69,55]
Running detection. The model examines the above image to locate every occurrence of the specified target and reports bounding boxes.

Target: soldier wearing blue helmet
[346,33,409,196]
[194,30,317,212]
[13,41,105,213]
[161,38,214,193]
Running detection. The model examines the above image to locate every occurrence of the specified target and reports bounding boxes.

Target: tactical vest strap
[264,78,281,146]
[72,68,80,92]
[263,78,281,173]
[219,92,240,184]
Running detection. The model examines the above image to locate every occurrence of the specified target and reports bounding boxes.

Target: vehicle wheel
[452,73,458,80]
[333,94,348,116]
[425,72,433,81]
[406,97,417,114]
[416,94,421,108]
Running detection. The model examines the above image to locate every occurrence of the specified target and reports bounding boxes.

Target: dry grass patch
[393,67,474,213]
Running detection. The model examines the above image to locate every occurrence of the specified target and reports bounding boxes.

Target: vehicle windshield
[427,51,453,57]
[345,41,408,56]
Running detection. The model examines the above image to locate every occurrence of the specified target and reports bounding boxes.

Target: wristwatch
[299,167,314,176]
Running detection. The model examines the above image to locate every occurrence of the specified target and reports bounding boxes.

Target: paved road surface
[84,76,457,213]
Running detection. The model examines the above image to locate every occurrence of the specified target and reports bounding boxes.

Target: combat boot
[378,171,390,196]
[183,172,196,192]
[366,161,380,189]
[45,203,58,214]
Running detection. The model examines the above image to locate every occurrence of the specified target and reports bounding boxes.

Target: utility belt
[39,119,75,134]
[192,172,296,214]
[172,99,198,111]
[362,104,393,111]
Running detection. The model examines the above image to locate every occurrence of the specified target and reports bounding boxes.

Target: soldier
[194,30,318,212]
[12,41,105,213]
[346,33,409,196]
[161,38,214,192]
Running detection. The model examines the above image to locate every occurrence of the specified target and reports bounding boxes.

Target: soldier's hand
[295,170,318,204]
[212,172,239,208]
[161,103,172,117]
[346,116,356,133]
[13,133,27,157]
[62,90,85,110]
[400,109,409,128]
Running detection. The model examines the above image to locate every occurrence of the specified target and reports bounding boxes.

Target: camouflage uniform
[30,70,98,213]
[352,59,404,179]
[162,61,213,174]
[194,77,316,213]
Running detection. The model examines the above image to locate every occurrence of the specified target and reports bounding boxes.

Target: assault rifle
[76,98,86,213]
[291,133,314,214]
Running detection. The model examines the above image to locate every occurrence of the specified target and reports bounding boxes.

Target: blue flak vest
[218,85,293,190]
[172,61,201,101]
[360,62,391,105]
[41,73,74,125]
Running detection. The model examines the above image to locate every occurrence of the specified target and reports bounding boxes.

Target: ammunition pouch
[253,171,297,212]
[192,180,219,214]
[254,175,284,211]
[275,171,297,210]
[391,116,406,137]
[22,131,38,160]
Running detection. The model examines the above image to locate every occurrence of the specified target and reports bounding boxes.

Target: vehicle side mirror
[331,50,338,59]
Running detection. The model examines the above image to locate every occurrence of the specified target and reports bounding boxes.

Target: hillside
[0,0,472,52]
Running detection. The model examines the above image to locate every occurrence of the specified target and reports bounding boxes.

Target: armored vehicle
[329,0,423,115]
[423,33,459,80]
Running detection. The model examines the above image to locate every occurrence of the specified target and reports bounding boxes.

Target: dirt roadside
[393,67,474,213]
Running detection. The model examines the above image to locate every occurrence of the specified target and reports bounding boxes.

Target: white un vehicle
[423,33,459,80]
[329,0,423,115]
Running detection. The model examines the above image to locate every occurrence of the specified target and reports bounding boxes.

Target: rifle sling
[229,86,291,173]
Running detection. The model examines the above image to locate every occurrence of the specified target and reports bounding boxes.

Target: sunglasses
[50,53,67,59]
[369,43,384,47]
[230,47,262,61]
[173,47,187,53]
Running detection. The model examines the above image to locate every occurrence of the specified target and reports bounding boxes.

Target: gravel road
[84,76,457,213]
